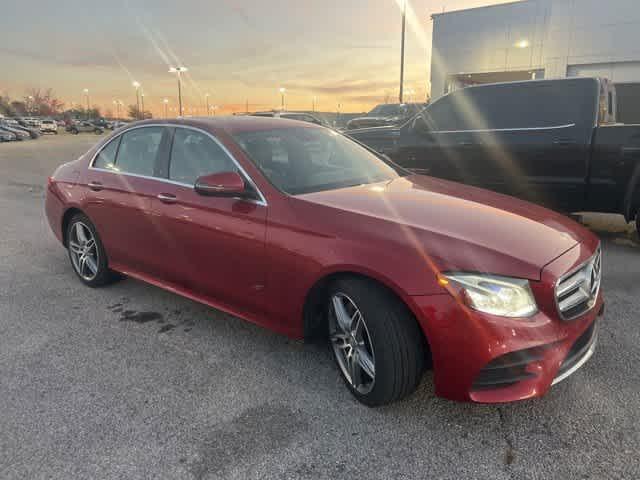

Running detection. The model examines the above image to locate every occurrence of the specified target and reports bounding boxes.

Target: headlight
[444,273,538,318]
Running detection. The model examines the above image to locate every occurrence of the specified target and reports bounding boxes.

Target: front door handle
[157,193,177,204]
[88,181,103,191]
[458,141,475,147]
[553,138,577,146]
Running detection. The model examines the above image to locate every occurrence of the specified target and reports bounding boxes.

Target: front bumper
[412,242,604,403]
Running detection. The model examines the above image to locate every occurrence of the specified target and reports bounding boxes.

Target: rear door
[150,127,268,314]
[84,126,170,276]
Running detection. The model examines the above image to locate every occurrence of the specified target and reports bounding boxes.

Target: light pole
[163,98,169,118]
[205,93,210,116]
[132,81,141,119]
[169,66,188,116]
[211,105,218,116]
[399,0,406,103]
[113,100,122,120]
[279,87,286,110]
[312,96,317,112]
[140,92,145,119]
[83,89,90,118]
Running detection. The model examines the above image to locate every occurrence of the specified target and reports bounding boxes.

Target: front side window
[93,137,121,170]
[169,128,237,184]
[115,127,164,176]
[234,127,405,195]
[420,95,464,131]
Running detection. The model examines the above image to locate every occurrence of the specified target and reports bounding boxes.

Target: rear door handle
[157,193,177,204]
[88,181,103,191]
[458,141,475,146]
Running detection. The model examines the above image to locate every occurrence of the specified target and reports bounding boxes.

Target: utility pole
[169,67,188,116]
[399,0,406,104]
[133,82,141,120]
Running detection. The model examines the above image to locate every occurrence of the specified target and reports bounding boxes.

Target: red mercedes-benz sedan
[45,117,603,406]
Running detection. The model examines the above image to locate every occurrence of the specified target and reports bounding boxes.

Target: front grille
[555,247,602,320]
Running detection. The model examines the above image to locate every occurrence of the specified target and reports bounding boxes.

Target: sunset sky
[0,0,515,116]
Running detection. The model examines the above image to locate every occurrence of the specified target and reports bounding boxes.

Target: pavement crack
[498,407,516,472]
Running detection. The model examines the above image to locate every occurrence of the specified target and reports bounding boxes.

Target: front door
[150,127,268,315]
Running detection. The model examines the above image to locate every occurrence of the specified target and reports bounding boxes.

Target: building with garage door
[430,0,640,123]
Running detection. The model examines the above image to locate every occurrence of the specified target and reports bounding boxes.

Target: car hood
[296,175,595,280]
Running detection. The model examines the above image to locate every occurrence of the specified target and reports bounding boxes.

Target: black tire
[94,129,102,134]
[72,129,79,135]
[635,212,640,238]
[66,213,121,287]
[327,277,425,406]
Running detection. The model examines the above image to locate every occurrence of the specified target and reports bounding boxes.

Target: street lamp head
[169,66,188,73]
[279,87,286,94]
[163,98,169,104]
[83,88,89,94]
[132,81,140,88]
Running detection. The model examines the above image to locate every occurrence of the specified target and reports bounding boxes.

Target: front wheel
[66,214,120,287]
[327,277,425,406]
[71,129,79,135]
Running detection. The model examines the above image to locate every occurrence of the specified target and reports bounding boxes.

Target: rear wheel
[327,277,425,406]
[71,129,79,135]
[66,214,120,287]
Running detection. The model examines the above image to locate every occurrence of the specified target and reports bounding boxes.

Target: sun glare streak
[152,27,207,111]
[394,0,430,50]
[367,180,490,341]
[422,47,534,208]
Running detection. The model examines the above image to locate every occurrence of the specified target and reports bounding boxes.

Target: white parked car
[40,119,58,134]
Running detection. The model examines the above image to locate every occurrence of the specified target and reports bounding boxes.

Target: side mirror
[194,171,247,197]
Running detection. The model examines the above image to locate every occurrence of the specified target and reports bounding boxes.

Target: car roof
[128,116,322,135]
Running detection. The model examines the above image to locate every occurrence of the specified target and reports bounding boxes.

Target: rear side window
[93,137,121,170]
[115,127,164,176]
[169,128,237,184]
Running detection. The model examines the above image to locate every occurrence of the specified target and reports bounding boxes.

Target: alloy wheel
[329,292,376,394]
[68,222,99,281]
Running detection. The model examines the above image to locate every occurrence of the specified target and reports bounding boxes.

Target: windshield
[234,127,405,195]
[368,104,405,117]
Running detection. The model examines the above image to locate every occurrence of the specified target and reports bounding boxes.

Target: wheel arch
[61,207,85,247]
[622,162,640,222]
[302,270,432,363]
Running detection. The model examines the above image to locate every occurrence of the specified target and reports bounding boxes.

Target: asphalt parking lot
[1,133,639,480]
